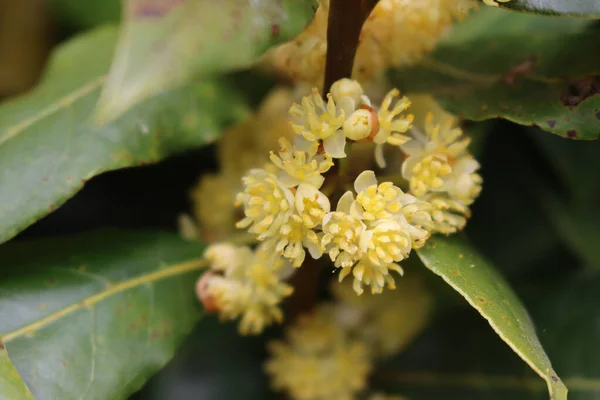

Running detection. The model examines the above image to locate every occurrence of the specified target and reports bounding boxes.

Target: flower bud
[330,78,363,105]
[343,109,373,141]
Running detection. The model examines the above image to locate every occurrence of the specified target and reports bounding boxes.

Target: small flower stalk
[194,79,482,336]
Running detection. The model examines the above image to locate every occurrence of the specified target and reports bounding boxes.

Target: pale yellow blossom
[340,258,404,295]
[264,0,477,86]
[269,137,333,188]
[265,305,372,400]
[191,173,238,238]
[236,169,295,240]
[263,184,329,267]
[373,89,413,168]
[351,171,415,222]
[200,243,294,335]
[423,192,471,234]
[401,113,482,205]
[289,88,347,158]
[360,219,412,267]
[321,191,366,268]
[332,274,434,358]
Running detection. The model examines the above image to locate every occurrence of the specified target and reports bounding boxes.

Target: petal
[336,191,355,213]
[295,184,317,212]
[336,96,357,116]
[354,170,377,193]
[374,143,386,169]
[305,239,323,259]
[294,135,313,152]
[359,229,374,252]
[454,157,480,174]
[400,138,424,156]
[323,130,347,158]
[401,156,419,179]
[350,200,364,220]
[306,174,326,189]
[277,172,303,188]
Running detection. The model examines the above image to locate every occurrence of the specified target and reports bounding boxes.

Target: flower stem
[323,0,379,94]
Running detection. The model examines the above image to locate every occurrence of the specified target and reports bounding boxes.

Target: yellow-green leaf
[96,0,315,122]
[390,7,600,140]
[0,26,249,244]
[0,340,35,400]
[416,235,567,399]
[0,230,207,400]
[494,0,600,17]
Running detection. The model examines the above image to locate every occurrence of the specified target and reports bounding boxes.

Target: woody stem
[323,0,379,95]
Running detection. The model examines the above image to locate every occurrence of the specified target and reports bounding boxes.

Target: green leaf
[95,0,315,122]
[0,340,35,400]
[0,26,249,244]
[415,235,567,399]
[0,230,207,400]
[390,7,600,140]
[52,0,121,29]
[134,318,275,400]
[494,0,600,17]
[375,275,600,399]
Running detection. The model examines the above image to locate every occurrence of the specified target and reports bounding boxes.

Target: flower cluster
[196,79,481,335]
[265,275,432,400]
[263,0,482,87]
[265,305,371,400]
[401,107,482,234]
[198,242,294,335]
[235,79,423,296]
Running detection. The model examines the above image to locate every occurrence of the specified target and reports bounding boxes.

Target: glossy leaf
[495,0,600,17]
[133,318,275,400]
[390,7,600,140]
[0,26,249,244]
[0,230,207,400]
[416,235,567,399]
[375,275,600,399]
[0,341,35,400]
[96,0,315,122]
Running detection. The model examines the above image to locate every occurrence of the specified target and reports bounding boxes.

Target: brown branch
[323,0,378,94]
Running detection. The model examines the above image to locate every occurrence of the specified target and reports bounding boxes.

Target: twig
[323,0,379,94]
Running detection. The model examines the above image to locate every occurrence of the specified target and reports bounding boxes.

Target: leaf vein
[0,77,105,147]
[1,258,207,343]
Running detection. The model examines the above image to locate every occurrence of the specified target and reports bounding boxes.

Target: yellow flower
[332,274,434,358]
[264,0,477,86]
[401,113,482,205]
[236,169,295,241]
[321,191,366,268]
[322,171,433,295]
[269,137,333,188]
[330,78,365,114]
[265,305,372,400]
[373,89,413,168]
[351,171,414,222]
[359,219,411,267]
[190,173,237,238]
[290,88,347,158]
[200,243,294,335]
[295,183,331,228]
[423,192,471,234]
[343,108,374,141]
[340,259,404,295]
[264,184,329,267]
